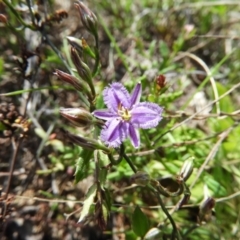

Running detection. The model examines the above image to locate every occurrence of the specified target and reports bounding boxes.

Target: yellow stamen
[118,103,131,121]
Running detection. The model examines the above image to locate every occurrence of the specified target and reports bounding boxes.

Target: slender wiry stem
[108,144,124,165]
[26,0,36,26]
[182,225,198,238]
[2,0,36,30]
[122,152,137,173]
[153,81,240,146]
[94,150,101,191]
[4,138,22,200]
[107,144,137,173]
[190,124,236,189]
[41,29,73,75]
[155,189,182,240]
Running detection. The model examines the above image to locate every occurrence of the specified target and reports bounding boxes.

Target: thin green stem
[182,225,198,238]
[3,0,36,30]
[41,29,73,74]
[181,49,235,110]
[98,14,132,77]
[107,144,124,165]
[26,0,36,25]
[142,129,151,148]
[122,152,137,173]
[94,150,101,193]
[155,189,182,240]
[4,138,22,200]
[108,153,122,165]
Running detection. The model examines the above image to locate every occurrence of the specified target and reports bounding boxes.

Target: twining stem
[122,152,137,173]
[154,188,182,240]
[107,144,124,165]
[107,144,137,173]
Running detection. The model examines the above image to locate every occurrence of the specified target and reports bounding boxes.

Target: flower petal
[130,102,163,129]
[93,109,118,120]
[100,119,128,148]
[130,82,142,107]
[103,82,130,112]
[129,124,140,148]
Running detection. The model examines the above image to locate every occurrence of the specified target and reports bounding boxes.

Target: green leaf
[99,168,108,189]
[0,86,61,97]
[204,175,227,197]
[103,188,112,211]
[0,57,4,75]
[215,82,234,112]
[0,121,7,131]
[98,150,109,189]
[75,149,93,183]
[75,157,90,183]
[102,203,108,224]
[132,206,149,237]
[159,40,169,58]
[144,227,161,239]
[34,127,47,139]
[78,184,97,222]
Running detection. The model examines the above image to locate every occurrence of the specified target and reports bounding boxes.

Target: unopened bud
[155,74,166,91]
[130,171,150,187]
[67,36,95,59]
[60,108,93,127]
[154,74,169,95]
[179,157,194,182]
[158,176,183,197]
[144,228,161,239]
[70,48,95,97]
[74,1,98,37]
[0,14,8,24]
[199,197,215,222]
[54,69,91,97]
[65,131,110,153]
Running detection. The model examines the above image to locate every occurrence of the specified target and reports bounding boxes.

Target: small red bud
[0,14,8,24]
[155,74,166,91]
[74,1,98,36]
[60,108,93,127]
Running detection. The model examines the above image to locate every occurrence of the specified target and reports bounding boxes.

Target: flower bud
[144,228,161,239]
[65,131,110,153]
[67,36,95,59]
[154,74,169,95]
[179,157,194,182]
[199,197,215,222]
[0,14,8,24]
[54,69,92,98]
[74,1,98,37]
[155,74,166,91]
[130,171,150,187]
[157,176,183,197]
[60,108,93,127]
[70,48,95,97]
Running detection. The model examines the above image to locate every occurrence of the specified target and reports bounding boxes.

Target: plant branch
[153,81,240,146]
[154,188,182,240]
[190,124,236,189]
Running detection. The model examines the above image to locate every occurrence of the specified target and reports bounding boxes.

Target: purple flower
[93,82,163,148]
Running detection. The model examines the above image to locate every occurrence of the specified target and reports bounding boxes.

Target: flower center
[118,104,131,121]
